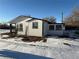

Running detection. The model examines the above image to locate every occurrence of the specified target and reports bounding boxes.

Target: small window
[56,24,62,30]
[18,24,23,31]
[49,25,54,30]
[32,22,38,29]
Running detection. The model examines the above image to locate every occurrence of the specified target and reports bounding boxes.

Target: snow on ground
[0,34,79,59]
[0,29,10,33]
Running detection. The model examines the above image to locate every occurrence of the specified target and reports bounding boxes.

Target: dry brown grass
[21,36,47,42]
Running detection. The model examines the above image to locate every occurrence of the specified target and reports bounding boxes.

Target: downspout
[10,23,12,36]
[42,21,44,37]
[26,23,29,36]
[10,24,12,34]
[62,23,65,36]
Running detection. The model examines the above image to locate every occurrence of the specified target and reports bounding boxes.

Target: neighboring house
[9,15,65,37]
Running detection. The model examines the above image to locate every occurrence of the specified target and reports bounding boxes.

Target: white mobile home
[9,16,65,37]
[9,16,49,37]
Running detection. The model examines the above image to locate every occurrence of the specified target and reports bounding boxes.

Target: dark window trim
[56,24,62,30]
[18,24,23,31]
[32,22,38,29]
[49,25,54,30]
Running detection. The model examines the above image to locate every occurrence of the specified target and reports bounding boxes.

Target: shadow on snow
[0,49,53,59]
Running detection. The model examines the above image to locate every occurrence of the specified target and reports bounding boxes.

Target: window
[32,22,38,29]
[56,24,62,30]
[49,25,54,30]
[18,24,23,31]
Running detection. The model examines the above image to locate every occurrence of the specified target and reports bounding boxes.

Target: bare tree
[64,7,79,27]
[43,16,56,23]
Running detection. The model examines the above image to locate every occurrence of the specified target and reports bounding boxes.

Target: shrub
[43,39,47,42]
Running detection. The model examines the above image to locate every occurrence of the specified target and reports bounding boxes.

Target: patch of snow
[0,37,79,59]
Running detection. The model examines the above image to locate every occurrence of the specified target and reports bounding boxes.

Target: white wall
[16,18,32,35]
[16,19,49,37]
[48,31,64,36]
[27,20,43,37]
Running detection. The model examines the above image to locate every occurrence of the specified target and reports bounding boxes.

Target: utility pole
[61,12,65,36]
[62,12,64,23]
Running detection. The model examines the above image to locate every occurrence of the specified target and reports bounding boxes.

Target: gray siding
[43,22,49,36]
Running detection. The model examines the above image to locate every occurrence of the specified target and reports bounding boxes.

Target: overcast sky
[0,0,79,23]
